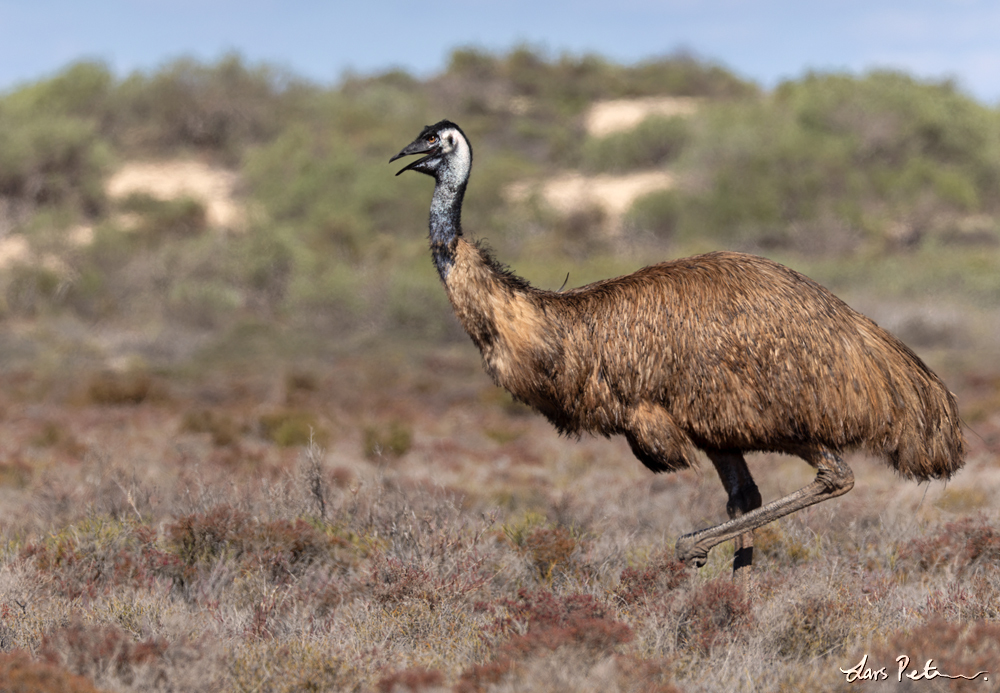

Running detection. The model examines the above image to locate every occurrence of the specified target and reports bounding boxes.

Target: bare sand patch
[0,234,73,274]
[504,96,697,233]
[508,170,675,234]
[106,159,242,229]
[585,96,700,137]
[0,235,30,268]
[0,159,242,270]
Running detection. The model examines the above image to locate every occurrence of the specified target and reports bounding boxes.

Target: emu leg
[676,449,854,568]
[706,449,762,581]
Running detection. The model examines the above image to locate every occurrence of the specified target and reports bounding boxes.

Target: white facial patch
[439,127,472,178]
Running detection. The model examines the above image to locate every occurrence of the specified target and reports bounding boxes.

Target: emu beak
[390,139,437,176]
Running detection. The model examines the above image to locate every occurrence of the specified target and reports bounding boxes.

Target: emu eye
[427,135,438,144]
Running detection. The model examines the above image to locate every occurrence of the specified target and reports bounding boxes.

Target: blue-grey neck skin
[429,175,466,280]
[428,127,472,281]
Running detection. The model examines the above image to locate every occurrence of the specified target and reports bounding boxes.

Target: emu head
[390,120,472,184]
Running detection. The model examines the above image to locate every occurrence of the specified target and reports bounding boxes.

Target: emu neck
[428,175,466,280]
[443,239,555,407]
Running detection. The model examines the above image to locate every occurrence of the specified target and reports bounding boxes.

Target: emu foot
[674,533,709,567]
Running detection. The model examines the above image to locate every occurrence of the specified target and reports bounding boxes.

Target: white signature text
[840,654,988,683]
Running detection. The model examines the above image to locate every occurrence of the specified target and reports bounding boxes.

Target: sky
[1,0,999,103]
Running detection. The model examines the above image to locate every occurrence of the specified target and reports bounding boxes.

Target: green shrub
[363,421,412,459]
[234,228,294,315]
[167,279,242,329]
[581,116,690,173]
[4,61,114,119]
[243,120,438,264]
[0,110,109,214]
[677,71,1000,250]
[118,193,207,239]
[181,408,240,446]
[626,189,682,240]
[259,409,328,447]
[384,263,457,340]
[109,54,301,158]
[3,264,64,317]
[445,46,756,108]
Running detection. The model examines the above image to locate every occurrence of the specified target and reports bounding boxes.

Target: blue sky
[2,0,999,103]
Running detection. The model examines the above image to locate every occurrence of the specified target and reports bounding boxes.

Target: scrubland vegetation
[0,46,998,691]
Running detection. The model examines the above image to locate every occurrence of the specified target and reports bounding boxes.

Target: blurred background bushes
[0,47,997,372]
[673,72,1000,251]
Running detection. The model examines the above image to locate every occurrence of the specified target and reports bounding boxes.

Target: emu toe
[675,533,708,567]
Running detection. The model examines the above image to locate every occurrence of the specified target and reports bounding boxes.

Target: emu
[390,120,965,576]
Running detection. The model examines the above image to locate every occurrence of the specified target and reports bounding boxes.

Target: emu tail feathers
[864,327,965,481]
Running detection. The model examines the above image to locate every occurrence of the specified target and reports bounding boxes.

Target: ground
[0,98,998,691]
[0,343,997,692]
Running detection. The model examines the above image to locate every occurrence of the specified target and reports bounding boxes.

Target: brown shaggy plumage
[391,120,966,572]
[448,240,964,481]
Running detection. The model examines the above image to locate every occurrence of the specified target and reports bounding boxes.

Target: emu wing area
[555,251,963,480]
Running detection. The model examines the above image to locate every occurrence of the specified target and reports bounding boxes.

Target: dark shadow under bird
[390,120,965,576]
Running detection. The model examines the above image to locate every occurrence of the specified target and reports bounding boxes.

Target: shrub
[164,505,355,582]
[367,547,491,609]
[3,264,65,318]
[110,54,298,157]
[501,516,586,582]
[377,666,445,693]
[0,650,102,693]
[39,621,168,687]
[86,370,161,406]
[775,593,858,660]
[118,193,207,240]
[0,457,33,488]
[167,279,243,330]
[493,589,633,654]
[615,553,689,607]
[675,579,752,655]
[285,369,319,396]
[363,421,412,460]
[460,589,633,692]
[581,116,690,173]
[369,555,434,606]
[520,526,577,582]
[243,124,422,259]
[180,408,240,446]
[625,189,682,240]
[921,574,1000,622]
[164,505,252,566]
[20,520,167,599]
[445,46,755,109]
[752,521,819,565]
[898,516,1000,575]
[613,656,684,693]
[867,619,1000,691]
[6,61,114,120]
[259,409,327,447]
[500,511,547,547]
[229,640,359,693]
[548,205,607,258]
[0,110,109,214]
[678,71,1000,250]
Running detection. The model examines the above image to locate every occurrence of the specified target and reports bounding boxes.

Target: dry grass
[0,351,997,692]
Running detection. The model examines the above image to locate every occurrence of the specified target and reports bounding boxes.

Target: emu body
[392,120,966,574]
